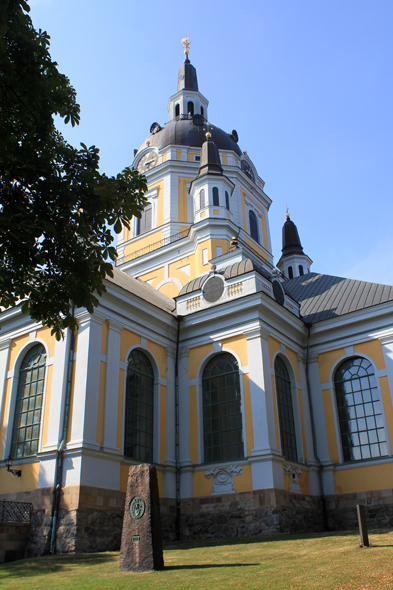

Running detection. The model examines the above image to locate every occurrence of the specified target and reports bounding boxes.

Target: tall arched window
[275,356,298,462]
[335,357,388,461]
[225,191,230,211]
[11,344,46,459]
[175,104,180,117]
[124,350,154,462]
[199,189,205,210]
[249,210,259,243]
[187,101,194,116]
[202,353,243,462]
[136,204,152,236]
[212,187,219,206]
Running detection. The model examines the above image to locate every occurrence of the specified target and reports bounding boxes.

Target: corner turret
[277,212,312,279]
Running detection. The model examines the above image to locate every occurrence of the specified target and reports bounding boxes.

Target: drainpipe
[174,315,182,541]
[50,322,75,554]
[305,322,328,530]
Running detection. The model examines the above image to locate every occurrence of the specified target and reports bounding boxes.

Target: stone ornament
[284,464,303,494]
[205,464,242,495]
[130,496,145,520]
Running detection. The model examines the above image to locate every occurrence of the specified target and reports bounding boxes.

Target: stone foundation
[0,523,31,563]
[326,488,393,531]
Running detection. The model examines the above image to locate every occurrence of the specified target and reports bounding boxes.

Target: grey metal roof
[178,273,209,296]
[283,272,393,324]
[106,267,176,314]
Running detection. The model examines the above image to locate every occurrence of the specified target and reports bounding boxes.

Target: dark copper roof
[137,117,242,156]
[281,217,304,257]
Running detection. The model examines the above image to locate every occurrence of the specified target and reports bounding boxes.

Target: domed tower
[276,212,312,279]
[116,41,274,299]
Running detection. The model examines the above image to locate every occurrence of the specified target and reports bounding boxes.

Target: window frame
[248,209,259,244]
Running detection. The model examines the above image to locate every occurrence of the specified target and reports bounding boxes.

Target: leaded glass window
[124,350,154,462]
[275,356,298,462]
[249,210,259,243]
[202,353,244,462]
[335,357,388,461]
[11,344,46,459]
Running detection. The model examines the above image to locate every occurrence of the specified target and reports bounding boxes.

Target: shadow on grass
[164,528,393,551]
[0,552,118,579]
[164,563,258,570]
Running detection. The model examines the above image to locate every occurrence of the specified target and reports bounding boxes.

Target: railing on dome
[0,500,33,523]
[116,228,191,266]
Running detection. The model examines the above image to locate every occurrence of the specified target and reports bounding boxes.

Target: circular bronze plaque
[203,276,224,303]
[129,496,145,520]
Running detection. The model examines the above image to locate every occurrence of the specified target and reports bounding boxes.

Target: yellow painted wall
[96,361,106,446]
[138,266,165,290]
[335,463,393,494]
[116,368,125,450]
[158,282,180,299]
[178,176,193,223]
[322,388,339,463]
[261,210,268,250]
[123,229,163,260]
[283,468,309,495]
[189,344,214,380]
[243,235,268,262]
[147,340,166,379]
[0,462,40,494]
[176,150,182,161]
[160,385,166,464]
[297,388,307,462]
[221,334,248,366]
[318,349,345,383]
[222,154,228,166]
[168,259,192,287]
[8,334,30,373]
[241,190,247,232]
[36,327,56,358]
[354,340,386,371]
[379,376,393,443]
[101,320,108,355]
[120,329,141,363]
[268,337,281,367]
[284,347,300,382]
[162,152,167,163]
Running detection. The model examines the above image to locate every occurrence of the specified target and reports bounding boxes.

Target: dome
[136,117,242,156]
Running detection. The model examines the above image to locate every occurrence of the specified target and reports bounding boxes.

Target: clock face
[137,151,158,173]
[241,159,255,182]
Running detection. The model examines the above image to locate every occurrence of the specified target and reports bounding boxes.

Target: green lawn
[1,529,392,590]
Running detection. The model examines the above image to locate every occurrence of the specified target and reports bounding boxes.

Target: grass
[1,529,393,590]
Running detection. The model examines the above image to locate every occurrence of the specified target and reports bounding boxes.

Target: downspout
[174,315,182,541]
[50,321,75,554]
[305,322,328,530]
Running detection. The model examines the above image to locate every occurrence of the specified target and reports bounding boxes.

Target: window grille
[275,356,298,462]
[11,344,46,459]
[335,357,388,461]
[124,350,154,462]
[202,353,244,462]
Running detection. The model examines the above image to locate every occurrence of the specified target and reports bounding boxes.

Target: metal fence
[117,228,190,265]
[0,500,32,523]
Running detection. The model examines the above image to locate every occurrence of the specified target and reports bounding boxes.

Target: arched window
[175,104,180,117]
[299,265,304,276]
[124,350,154,462]
[212,187,219,206]
[136,204,152,236]
[225,191,230,211]
[187,101,194,116]
[202,353,243,462]
[288,266,293,279]
[11,344,46,459]
[275,356,298,462]
[249,210,259,243]
[199,189,205,210]
[334,357,388,461]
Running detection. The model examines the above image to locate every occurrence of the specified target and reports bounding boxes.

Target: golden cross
[181,37,190,55]
[286,204,290,219]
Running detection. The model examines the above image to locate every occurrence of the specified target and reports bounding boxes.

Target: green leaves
[0,0,147,340]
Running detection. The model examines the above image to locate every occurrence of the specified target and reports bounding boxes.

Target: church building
[1,45,393,555]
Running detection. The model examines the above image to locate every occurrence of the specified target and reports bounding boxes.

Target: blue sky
[29,0,393,284]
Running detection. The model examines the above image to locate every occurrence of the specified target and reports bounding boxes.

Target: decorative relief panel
[283,464,303,494]
[205,464,242,495]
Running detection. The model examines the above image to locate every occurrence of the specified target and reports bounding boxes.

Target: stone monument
[119,464,164,572]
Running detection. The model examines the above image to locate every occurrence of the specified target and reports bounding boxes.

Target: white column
[297,352,320,495]
[164,347,176,499]
[101,319,122,454]
[68,310,105,451]
[42,331,70,452]
[379,333,393,407]
[178,348,193,498]
[0,339,11,460]
[308,353,335,495]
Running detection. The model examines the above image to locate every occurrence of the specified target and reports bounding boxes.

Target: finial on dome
[204,122,213,140]
[181,37,190,58]
[286,204,290,219]
[206,132,212,140]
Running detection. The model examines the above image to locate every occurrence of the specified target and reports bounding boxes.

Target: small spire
[286,204,290,219]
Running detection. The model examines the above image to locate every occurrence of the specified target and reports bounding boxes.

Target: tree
[0,0,147,339]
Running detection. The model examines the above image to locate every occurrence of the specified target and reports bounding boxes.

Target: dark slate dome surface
[137,117,242,156]
[281,218,304,257]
